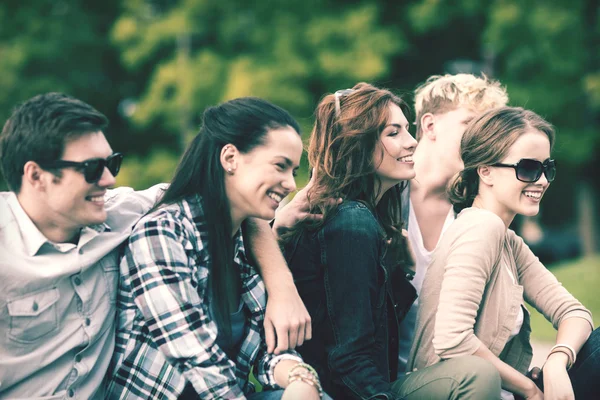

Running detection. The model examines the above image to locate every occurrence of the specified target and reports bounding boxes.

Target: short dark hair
[0,92,109,192]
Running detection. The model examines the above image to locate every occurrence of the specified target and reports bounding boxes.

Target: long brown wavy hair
[284,82,412,269]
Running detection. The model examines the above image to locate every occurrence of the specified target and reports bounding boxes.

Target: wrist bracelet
[288,362,323,398]
[549,344,576,369]
[546,348,573,369]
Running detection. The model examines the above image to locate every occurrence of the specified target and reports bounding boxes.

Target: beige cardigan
[407,208,594,374]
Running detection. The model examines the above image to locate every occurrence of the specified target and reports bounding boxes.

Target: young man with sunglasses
[0,93,311,399]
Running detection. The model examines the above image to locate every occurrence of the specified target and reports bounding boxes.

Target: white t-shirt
[398,200,455,371]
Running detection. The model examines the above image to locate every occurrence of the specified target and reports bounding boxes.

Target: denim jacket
[284,201,417,400]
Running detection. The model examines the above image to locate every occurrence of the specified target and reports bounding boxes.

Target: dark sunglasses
[492,158,556,183]
[40,153,123,183]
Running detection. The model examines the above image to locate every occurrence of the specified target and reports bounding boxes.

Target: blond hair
[414,74,509,140]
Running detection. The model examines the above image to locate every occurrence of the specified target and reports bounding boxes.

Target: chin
[252,208,276,222]
[519,206,541,217]
[401,172,416,180]
[89,210,108,225]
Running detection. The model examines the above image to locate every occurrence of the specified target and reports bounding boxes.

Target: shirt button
[73,276,82,286]
[75,354,82,362]
[68,389,74,397]
[85,318,91,326]
[32,302,39,312]
[79,248,84,255]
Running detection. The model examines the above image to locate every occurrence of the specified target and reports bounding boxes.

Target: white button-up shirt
[0,185,163,400]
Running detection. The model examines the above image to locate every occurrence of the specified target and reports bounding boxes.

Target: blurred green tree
[0,0,132,190]
[109,0,409,188]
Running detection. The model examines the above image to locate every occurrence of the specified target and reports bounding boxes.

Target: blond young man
[397,74,509,371]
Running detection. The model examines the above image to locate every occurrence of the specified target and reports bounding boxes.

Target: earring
[227,167,234,175]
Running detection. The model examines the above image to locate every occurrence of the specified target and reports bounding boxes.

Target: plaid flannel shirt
[107,195,301,399]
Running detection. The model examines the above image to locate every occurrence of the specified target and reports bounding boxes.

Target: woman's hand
[264,285,312,353]
[271,169,342,239]
[542,353,575,400]
[281,380,320,400]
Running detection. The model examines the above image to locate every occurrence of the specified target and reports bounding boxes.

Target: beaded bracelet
[288,362,323,398]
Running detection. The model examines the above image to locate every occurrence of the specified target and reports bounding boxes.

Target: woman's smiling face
[487,129,552,222]
[226,126,303,223]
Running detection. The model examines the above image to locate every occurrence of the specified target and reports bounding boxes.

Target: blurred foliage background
[1,0,599,255]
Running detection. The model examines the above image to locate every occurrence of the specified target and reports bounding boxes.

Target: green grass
[249,368,262,392]
[527,256,600,343]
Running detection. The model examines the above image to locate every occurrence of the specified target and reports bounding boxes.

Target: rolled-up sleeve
[433,212,506,359]
[510,230,594,331]
[124,210,245,399]
[254,347,302,389]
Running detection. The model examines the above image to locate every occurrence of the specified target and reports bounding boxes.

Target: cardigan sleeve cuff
[558,309,594,332]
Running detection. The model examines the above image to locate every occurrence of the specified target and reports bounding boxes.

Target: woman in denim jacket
[281,83,501,400]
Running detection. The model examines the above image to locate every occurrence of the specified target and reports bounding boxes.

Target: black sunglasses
[40,153,124,183]
[492,158,556,183]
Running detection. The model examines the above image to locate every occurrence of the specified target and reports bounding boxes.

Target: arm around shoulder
[244,218,311,353]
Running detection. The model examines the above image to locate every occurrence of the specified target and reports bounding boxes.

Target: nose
[97,166,117,188]
[536,172,549,187]
[281,172,297,194]
[403,130,418,150]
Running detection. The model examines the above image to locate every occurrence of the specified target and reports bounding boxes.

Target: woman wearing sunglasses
[108,97,325,400]
[408,107,599,399]
[282,83,502,399]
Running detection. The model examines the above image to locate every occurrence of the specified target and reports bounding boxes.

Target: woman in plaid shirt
[108,97,325,400]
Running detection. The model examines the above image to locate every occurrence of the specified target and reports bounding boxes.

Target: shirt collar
[6,193,50,256]
[6,193,110,256]
[233,228,245,259]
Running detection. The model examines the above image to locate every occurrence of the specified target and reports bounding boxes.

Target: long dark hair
[284,82,412,270]
[156,97,300,339]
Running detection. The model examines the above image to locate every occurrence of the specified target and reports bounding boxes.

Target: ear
[420,113,436,141]
[477,165,494,187]
[220,144,239,175]
[22,161,49,191]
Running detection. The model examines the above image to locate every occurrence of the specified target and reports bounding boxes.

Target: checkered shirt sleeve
[108,198,301,400]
